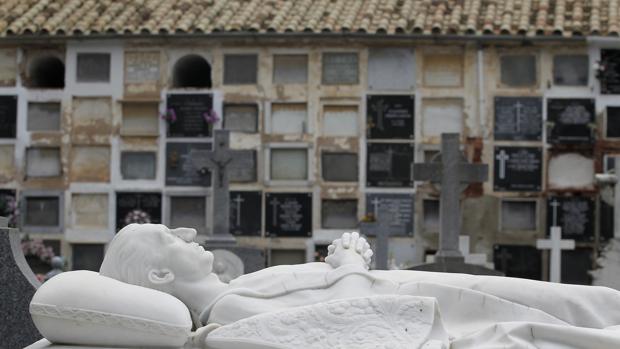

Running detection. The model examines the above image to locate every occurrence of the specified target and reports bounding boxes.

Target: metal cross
[536,226,575,283]
[413,133,488,262]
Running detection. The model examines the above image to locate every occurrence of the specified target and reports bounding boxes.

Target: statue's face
[159,227,215,282]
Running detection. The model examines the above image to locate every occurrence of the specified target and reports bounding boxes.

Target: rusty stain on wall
[71,97,113,144]
[0,49,16,86]
[0,145,15,183]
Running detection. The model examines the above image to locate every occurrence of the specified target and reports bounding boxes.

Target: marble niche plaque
[322,52,358,85]
[493,245,542,280]
[493,146,542,192]
[265,193,312,237]
[547,98,595,144]
[365,193,414,236]
[547,196,595,242]
[115,192,162,231]
[0,95,17,138]
[229,191,262,236]
[124,51,160,96]
[166,143,212,186]
[494,97,542,141]
[166,94,213,137]
[367,95,415,139]
[366,143,414,188]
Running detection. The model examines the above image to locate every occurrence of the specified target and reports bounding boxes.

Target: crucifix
[496,150,510,180]
[371,198,382,217]
[360,217,391,270]
[536,226,575,283]
[413,133,488,262]
[514,101,523,133]
[190,130,249,242]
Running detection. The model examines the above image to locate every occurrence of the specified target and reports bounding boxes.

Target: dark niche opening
[28,55,65,88]
[172,54,212,88]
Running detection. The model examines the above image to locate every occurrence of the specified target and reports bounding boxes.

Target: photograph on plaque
[366,143,414,188]
[116,192,162,231]
[367,95,414,139]
[600,49,620,94]
[166,94,213,137]
[265,193,312,237]
[493,97,542,141]
[229,191,262,236]
[493,245,542,280]
[166,142,212,186]
[547,98,594,144]
[365,193,414,236]
[0,95,17,138]
[547,196,594,242]
[493,146,542,192]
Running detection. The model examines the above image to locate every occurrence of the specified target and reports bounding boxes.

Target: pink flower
[203,109,220,124]
[161,108,177,123]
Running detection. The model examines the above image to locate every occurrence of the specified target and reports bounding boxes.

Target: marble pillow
[30,270,192,348]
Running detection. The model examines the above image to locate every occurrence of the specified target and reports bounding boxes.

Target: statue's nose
[171,227,197,242]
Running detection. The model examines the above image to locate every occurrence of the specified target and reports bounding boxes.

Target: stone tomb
[600,49,620,94]
[0,217,42,348]
[166,94,213,138]
[366,143,414,188]
[547,98,595,144]
[265,193,312,237]
[365,193,414,236]
[115,192,162,230]
[229,191,261,236]
[493,97,542,141]
[366,95,414,139]
[546,196,595,242]
[493,146,542,192]
[493,244,542,280]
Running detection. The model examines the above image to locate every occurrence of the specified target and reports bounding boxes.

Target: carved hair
[99,224,171,292]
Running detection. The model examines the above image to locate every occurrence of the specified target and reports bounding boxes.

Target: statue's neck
[172,273,229,325]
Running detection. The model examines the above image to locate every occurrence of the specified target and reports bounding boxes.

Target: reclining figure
[30,223,620,349]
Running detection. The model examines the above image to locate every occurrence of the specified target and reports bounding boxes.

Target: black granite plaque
[166,94,213,137]
[229,191,261,236]
[600,49,620,94]
[607,106,620,138]
[0,95,17,138]
[265,193,312,237]
[600,198,614,241]
[367,95,415,139]
[561,248,593,285]
[547,196,595,242]
[365,193,414,236]
[116,192,162,230]
[547,98,594,144]
[493,146,542,192]
[366,143,414,188]
[0,189,16,227]
[166,142,212,186]
[493,245,542,280]
[494,97,542,141]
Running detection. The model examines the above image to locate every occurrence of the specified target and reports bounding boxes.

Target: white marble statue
[28,224,620,349]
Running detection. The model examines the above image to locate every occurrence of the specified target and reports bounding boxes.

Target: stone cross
[232,194,245,227]
[360,218,391,270]
[536,226,575,283]
[550,199,561,226]
[190,130,249,242]
[413,133,488,262]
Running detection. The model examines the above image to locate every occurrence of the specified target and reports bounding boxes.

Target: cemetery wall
[0,37,610,282]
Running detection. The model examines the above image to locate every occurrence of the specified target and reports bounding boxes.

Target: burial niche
[28,55,65,88]
[172,54,212,88]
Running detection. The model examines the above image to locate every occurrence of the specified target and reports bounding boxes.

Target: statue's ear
[148,268,175,285]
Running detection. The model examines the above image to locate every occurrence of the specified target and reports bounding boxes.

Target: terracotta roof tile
[0,0,617,38]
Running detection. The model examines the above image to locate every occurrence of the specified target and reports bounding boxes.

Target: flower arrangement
[21,238,55,263]
[124,209,152,226]
[0,193,19,227]
[203,109,220,124]
[161,108,177,123]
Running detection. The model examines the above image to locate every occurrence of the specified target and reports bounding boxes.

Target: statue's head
[100,224,214,293]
